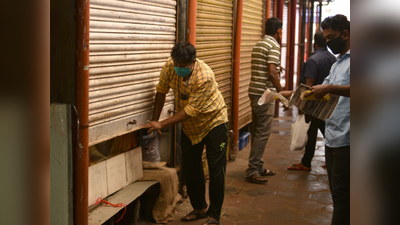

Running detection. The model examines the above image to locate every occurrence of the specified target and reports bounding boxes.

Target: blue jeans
[246,94,275,176]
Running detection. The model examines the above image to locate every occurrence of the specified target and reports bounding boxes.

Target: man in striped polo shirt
[245,17,284,184]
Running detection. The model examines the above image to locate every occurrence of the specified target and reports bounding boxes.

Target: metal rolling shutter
[196,0,234,123]
[88,0,177,146]
[239,0,264,129]
[281,3,288,88]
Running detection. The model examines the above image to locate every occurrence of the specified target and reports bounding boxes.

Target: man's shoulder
[195,59,214,80]
[321,50,337,61]
[165,57,173,64]
[160,57,174,77]
[196,59,211,72]
[310,50,335,62]
[162,57,174,72]
[305,54,319,65]
[256,36,279,48]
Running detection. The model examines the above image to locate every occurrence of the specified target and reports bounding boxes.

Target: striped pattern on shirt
[248,35,281,96]
[157,57,228,145]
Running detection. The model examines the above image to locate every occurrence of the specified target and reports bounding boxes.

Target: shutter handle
[168,109,177,115]
[127,120,137,125]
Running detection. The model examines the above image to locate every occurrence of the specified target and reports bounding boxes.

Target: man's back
[248,35,281,95]
[157,57,228,145]
[300,48,336,86]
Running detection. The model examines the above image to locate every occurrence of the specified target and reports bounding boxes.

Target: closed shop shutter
[89,0,177,146]
[196,0,234,123]
[281,3,288,88]
[239,0,264,129]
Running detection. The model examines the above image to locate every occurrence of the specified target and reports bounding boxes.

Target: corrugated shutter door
[239,0,263,129]
[196,0,234,123]
[281,3,288,88]
[88,0,177,146]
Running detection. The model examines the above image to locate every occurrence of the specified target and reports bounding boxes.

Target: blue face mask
[174,66,192,77]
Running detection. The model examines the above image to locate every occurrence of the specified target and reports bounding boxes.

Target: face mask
[174,65,192,77]
[327,34,346,54]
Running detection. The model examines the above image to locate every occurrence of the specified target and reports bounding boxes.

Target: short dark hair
[321,14,350,34]
[314,30,327,47]
[266,17,283,35]
[171,42,196,65]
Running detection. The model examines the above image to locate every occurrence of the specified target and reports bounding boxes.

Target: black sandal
[203,218,219,225]
[245,173,268,184]
[181,210,207,221]
[260,168,276,176]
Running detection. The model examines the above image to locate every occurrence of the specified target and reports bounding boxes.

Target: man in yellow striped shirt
[143,42,228,225]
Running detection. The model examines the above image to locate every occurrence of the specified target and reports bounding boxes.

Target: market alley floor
[141,106,332,225]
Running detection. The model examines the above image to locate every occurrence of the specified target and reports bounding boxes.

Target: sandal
[260,168,276,176]
[245,173,268,184]
[287,163,311,171]
[181,210,207,221]
[203,218,219,225]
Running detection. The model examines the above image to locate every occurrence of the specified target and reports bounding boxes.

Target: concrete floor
[141,106,333,225]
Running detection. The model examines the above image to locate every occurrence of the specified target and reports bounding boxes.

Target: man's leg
[204,123,228,221]
[325,146,333,191]
[301,115,322,168]
[326,146,350,225]
[318,120,326,167]
[181,131,208,213]
[318,119,326,138]
[246,95,274,177]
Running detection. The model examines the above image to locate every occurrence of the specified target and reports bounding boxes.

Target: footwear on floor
[181,210,207,221]
[287,163,311,171]
[245,173,268,184]
[203,218,219,225]
[260,168,276,176]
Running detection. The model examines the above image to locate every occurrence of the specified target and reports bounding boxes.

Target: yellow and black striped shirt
[248,35,281,95]
[157,57,228,145]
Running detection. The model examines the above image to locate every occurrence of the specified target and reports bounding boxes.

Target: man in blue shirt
[307,14,350,225]
[288,30,336,171]
[281,14,350,225]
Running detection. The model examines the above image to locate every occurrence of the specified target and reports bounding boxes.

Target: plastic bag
[290,114,311,151]
[258,88,290,107]
[142,131,160,163]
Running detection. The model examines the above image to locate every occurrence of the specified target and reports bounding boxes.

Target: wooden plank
[125,147,144,183]
[88,161,108,206]
[88,180,159,225]
[107,154,129,196]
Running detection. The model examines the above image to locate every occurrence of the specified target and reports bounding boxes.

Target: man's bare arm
[305,78,316,87]
[143,110,191,134]
[268,63,283,92]
[151,92,166,121]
